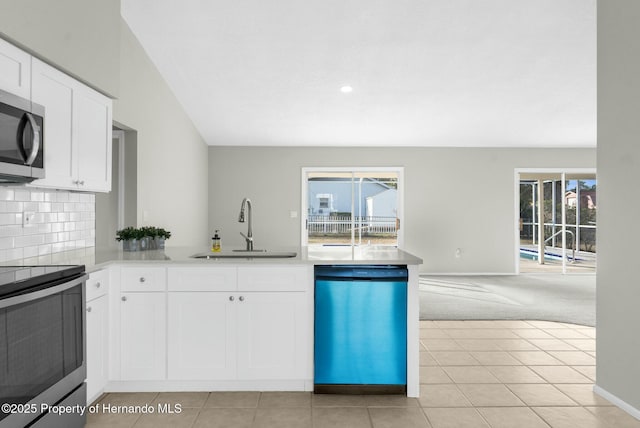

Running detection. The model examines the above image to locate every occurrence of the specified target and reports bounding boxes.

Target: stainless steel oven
[0,265,87,428]
[0,88,45,184]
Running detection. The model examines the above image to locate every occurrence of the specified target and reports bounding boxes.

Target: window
[302,168,403,247]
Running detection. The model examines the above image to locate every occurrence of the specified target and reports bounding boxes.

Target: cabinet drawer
[168,267,237,291]
[121,267,166,292]
[238,266,308,292]
[86,269,109,301]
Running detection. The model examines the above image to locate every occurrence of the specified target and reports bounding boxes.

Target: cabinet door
[120,293,166,380]
[0,38,31,98]
[236,292,307,380]
[75,85,112,192]
[86,295,108,403]
[168,293,236,380]
[31,59,77,189]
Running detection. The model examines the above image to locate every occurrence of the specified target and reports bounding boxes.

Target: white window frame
[301,167,405,248]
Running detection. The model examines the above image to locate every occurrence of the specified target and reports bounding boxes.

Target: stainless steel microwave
[0,88,45,183]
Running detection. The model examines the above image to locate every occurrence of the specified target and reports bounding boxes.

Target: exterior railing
[308,215,397,234]
[520,221,596,253]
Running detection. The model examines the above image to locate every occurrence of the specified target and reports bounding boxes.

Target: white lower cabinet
[166,265,310,383]
[236,292,307,380]
[86,269,109,403]
[86,294,108,402]
[167,292,236,380]
[108,265,311,388]
[120,292,166,380]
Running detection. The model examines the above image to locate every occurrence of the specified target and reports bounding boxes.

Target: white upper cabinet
[31,58,112,192]
[31,59,75,187]
[76,84,112,191]
[0,38,31,99]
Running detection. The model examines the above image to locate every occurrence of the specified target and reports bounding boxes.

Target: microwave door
[0,93,44,181]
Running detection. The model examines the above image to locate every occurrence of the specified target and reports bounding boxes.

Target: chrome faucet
[238,198,253,251]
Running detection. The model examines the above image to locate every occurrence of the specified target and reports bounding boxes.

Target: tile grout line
[416,321,601,428]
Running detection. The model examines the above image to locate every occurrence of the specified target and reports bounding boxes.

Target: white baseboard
[419,272,514,276]
[106,379,312,393]
[593,384,640,421]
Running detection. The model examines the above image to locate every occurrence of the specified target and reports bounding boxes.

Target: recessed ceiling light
[340,86,353,93]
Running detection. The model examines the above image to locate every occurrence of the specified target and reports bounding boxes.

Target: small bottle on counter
[212,230,221,252]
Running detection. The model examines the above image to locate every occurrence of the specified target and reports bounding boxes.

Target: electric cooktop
[0,265,85,298]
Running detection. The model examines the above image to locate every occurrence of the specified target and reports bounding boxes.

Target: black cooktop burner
[0,265,85,298]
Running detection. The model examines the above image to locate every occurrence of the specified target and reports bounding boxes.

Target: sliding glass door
[302,168,403,247]
[518,170,596,274]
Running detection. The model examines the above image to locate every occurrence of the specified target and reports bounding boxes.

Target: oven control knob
[229,296,234,301]
[139,277,146,283]
[87,306,92,312]
[239,296,245,302]
[121,296,127,301]
[95,282,101,288]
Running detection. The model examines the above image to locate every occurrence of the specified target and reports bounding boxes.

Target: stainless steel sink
[191,250,297,259]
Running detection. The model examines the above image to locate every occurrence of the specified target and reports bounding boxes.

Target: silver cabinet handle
[239,296,245,302]
[87,306,92,312]
[229,296,235,301]
[139,277,146,283]
[121,296,127,301]
[95,282,101,288]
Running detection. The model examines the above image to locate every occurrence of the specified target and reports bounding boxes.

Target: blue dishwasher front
[314,265,407,394]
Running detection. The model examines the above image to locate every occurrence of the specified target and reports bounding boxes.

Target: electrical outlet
[455,248,462,258]
[23,211,35,227]
[290,211,298,218]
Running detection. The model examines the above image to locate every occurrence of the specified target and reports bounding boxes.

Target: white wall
[0,5,210,250]
[596,0,640,413]
[0,0,120,96]
[209,146,595,273]
[113,23,209,247]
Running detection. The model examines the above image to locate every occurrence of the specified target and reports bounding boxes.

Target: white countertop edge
[5,245,422,273]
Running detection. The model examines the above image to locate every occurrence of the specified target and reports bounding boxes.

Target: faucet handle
[240,232,253,242]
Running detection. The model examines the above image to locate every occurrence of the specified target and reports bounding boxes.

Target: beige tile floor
[86,320,640,428]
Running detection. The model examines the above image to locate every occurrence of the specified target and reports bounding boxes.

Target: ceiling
[121,0,596,148]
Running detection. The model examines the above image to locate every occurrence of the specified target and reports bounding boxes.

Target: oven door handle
[0,274,88,309]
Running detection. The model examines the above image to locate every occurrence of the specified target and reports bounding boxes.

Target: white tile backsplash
[0,187,95,263]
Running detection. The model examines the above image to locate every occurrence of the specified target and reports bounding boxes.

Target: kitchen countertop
[7,245,422,272]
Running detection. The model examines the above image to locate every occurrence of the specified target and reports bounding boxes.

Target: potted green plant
[153,228,171,250]
[116,227,139,251]
[136,227,151,250]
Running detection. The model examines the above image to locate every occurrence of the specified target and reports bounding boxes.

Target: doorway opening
[95,127,137,248]
[301,167,404,247]
[516,169,596,274]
